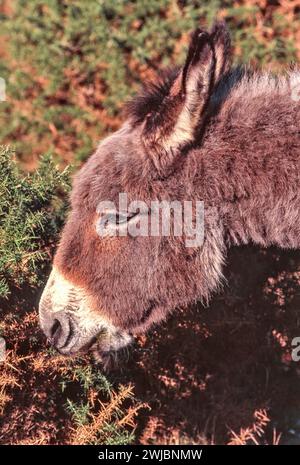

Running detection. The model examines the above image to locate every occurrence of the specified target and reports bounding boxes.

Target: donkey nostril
[51,319,61,337]
[50,319,62,345]
[48,315,75,351]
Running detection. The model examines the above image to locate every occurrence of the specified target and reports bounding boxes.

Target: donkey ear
[210,20,232,83]
[141,29,216,175]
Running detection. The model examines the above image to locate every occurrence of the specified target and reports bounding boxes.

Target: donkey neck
[197,87,300,250]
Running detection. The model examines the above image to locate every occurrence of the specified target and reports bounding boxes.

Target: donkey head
[39,22,231,362]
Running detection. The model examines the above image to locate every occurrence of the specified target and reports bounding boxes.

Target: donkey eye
[115,212,133,225]
[100,211,139,228]
[105,213,118,224]
[96,208,144,238]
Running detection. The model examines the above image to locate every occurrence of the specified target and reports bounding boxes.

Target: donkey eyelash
[115,212,138,225]
[100,211,140,227]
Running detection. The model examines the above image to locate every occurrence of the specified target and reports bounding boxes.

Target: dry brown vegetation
[120,247,300,445]
[2,246,299,444]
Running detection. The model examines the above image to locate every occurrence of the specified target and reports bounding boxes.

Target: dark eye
[96,208,144,237]
[100,211,139,228]
[115,212,133,225]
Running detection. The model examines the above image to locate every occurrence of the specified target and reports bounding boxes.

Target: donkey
[39,22,300,362]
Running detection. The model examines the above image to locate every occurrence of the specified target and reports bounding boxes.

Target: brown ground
[1,244,300,444]
[123,244,300,444]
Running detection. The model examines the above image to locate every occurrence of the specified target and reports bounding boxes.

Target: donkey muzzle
[39,267,133,357]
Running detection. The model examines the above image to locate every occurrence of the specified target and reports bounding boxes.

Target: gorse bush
[0,144,69,298]
[0,145,144,445]
[65,366,144,445]
[0,1,298,166]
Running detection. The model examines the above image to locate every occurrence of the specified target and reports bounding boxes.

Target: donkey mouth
[40,304,133,360]
[40,302,133,359]
[39,267,134,361]
[57,336,96,356]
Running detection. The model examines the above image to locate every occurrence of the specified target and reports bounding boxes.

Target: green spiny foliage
[63,360,139,445]
[1,1,297,166]
[66,399,90,427]
[0,144,70,298]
